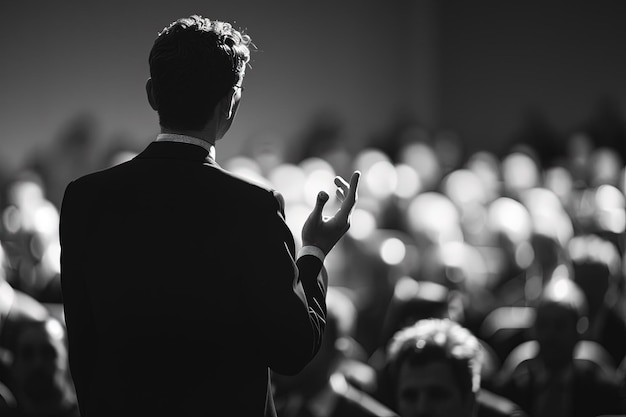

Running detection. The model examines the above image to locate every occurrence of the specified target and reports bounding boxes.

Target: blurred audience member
[273,287,397,417]
[0,317,78,417]
[25,113,100,210]
[496,276,622,417]
[370,277,501,390]
[567,234,626,365]
[1,173,61,302]
[379,318,526,417]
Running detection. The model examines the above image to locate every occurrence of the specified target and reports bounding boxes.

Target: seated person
[370,277,500,390]
[0,317,79,417]
[379,317,527,417]
[567,234,626,365]
[496,276,623,417]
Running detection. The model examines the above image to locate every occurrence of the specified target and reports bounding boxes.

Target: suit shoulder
[217,166,273,192]
[216,167,280,204]
[68,161,131,189]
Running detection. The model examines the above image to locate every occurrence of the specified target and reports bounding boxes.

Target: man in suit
[59,15,360,417]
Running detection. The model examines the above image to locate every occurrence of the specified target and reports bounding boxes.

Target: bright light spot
[443,169,486,206]
[284,204,311,246]
[522,188,573,246]
[406,192,462,243]
[595,185,626,233]
[589,147,622,186]
[394,164,422,199]
[224,156,262,176]
[269,164,306,204]
[365,160,397,200]
[502,152,538,191]
[552,276,571,301]
[9,181,44,208]
[380,237,406,265]
[399,143,441,190]
[42,242,61,274]
[544,166,573,202]
[439,241,466,269]
[353,148,389,173]
[348,208,377,240]
[299,157,335,177]
[224,157,270,188]
[487,198,532,243]
[596,184,625,209]
[467,151,500,201]
[394,276,420,300]
[304,169,337,208]
[553,264,570,281]
[45,318,65,341]
[33,204,60,237]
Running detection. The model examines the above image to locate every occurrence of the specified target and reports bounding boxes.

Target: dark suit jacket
[60,141,328,417]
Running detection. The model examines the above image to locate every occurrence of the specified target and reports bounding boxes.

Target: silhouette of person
[497,276,623,417]
[2,317,79,417]
[60,15,360,417]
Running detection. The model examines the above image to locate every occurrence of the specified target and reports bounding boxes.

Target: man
[381,318,527,417]
[60,15,360,417]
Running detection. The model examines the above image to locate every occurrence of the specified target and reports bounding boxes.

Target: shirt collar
[156,133,216,161]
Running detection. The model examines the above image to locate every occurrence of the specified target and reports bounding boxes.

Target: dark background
[1,1,625,172]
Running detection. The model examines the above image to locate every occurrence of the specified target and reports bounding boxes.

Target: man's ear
[220,88,239,120]
[146,78,158,111]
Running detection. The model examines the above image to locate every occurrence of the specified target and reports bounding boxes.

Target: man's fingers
[336,171,360,221]
[336,188,345,202]
[343,171,360,205]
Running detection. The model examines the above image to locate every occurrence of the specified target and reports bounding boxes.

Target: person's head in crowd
[500,148,541,199]
[567,234,622,317]
[9,317,77,414]
[486,197,534,286]
[380,277,459,350]
[588,147,623,188]
[385,318,483,417]
[147,14,252,137]
[532,274,588,372]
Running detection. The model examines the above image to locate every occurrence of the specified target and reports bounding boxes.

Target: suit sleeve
[242,190,327,376]
[59,181,97,416]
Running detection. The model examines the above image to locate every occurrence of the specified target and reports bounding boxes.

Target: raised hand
[301,171,360,255]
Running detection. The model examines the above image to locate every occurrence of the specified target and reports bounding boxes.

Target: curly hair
[387,318,483,399]
[149,15,253,131]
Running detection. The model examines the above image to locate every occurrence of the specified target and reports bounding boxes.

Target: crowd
[0,109,624,416]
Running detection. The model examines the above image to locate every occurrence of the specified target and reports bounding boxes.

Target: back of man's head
[149,15,252,131]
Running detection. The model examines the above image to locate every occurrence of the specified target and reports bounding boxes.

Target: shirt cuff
[297,245,326,263]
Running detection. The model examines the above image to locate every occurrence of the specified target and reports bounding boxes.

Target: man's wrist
[297,245,326,263]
